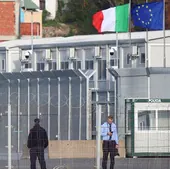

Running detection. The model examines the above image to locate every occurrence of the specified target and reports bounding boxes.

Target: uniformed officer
[101,115,119,169]
[27,118,48,169]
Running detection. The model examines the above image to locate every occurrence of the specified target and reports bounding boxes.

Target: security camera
[25,51,31,59]
[109,47,117,56]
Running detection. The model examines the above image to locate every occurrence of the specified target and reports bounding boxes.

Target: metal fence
[0,70,98,169]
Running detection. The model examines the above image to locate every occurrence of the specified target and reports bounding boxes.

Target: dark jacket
[27,124,48,149]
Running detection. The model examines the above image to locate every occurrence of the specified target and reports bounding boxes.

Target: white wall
[148,37,170,67]
[7,48,21,72]
[45,0,57,19]
[32,0,57,19]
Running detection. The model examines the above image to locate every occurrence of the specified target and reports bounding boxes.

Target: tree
[57,0,152,35]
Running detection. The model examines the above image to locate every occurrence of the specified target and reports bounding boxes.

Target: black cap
[34,118,40,124]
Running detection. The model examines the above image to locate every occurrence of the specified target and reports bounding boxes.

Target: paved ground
[0,158,170,169]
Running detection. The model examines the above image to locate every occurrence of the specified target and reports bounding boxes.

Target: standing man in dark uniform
[101,115,119,169]
[27,118,48,169]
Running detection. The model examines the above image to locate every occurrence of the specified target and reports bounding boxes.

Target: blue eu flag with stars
[131,1,163,30]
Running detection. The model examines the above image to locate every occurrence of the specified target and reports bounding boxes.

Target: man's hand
[107,132,112,136]
[115,144,119,149]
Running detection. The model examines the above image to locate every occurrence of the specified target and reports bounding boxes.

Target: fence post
[96,105,101,169]
[7,104,12,169]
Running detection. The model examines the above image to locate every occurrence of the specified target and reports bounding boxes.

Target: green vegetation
[42,0,150,36]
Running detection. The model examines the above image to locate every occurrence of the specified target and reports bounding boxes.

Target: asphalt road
[0,158,170,169]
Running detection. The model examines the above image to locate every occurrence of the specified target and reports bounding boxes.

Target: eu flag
[131,1,163,30]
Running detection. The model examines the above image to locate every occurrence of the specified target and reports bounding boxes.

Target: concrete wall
[48,140,125,159]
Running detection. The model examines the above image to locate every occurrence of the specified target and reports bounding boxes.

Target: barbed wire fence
[0,79,170,169]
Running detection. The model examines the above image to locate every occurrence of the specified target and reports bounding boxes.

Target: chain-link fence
[0,70,98,169]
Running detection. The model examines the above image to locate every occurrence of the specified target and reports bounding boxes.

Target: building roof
[21,0,39,10]
[0,30,170,50]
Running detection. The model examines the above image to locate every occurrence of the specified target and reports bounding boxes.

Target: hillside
[42,0,170,37]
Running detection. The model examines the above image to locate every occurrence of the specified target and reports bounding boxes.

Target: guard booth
[125,99,170,157]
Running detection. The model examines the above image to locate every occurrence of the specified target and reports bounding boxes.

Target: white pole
[17,79,20,153]
[145,0,150,99]
[68,77,71,140]
[116,32,119,68]
[7,80,12,169]
[27,79,30,134]
[47,78,51,139]
[79,77,82,140]
[31,11,34,70]
[8,104,12,169]
[96,105,101,169]
[58,77,61,140]
[163,0,166,67]
[128,0,132,51]
[37,78,40,118]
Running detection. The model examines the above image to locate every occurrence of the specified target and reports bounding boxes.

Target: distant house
[0,0,42,41]
[20,0,43,38]
[32,0,57,19]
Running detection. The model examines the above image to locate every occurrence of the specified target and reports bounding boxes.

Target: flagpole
[163,0,166,67]
[146,0,150,99]
[128,0,132,58]
[116,32,119,68]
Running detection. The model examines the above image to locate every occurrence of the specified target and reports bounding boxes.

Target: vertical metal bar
[17,79,20,153]
[47,78,51,139]
[27,79,30,133]
[163,0,166,67]
[8,80,12,169]
[79,77,82,140]
[116,32,119,68]
[31,11,35,71]
[128,0,132,54]
[114,78,117,124]
[58,78,61,140]
[37,78,40,118]
[96,104,101,169]
[146,0,150,99]
[107,91,110,116]
[86,77,90,140]
[68,77,71,140]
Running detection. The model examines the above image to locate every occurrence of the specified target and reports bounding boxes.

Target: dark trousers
[102,140,116,169]
[30,147,46,169]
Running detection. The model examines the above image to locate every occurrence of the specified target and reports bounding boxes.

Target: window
[61,62,69,69]
[141,53,145,63]
[128,110,131,131]
[40,0,45,10]
[98,60,106,80]
[126,54,130,64]
[48,62,56,70]
[158,110,170,130]
[110,59,115,66]
[25,63,31,68]
[73,61,81,69]
[2,59,5,70]
[85,60,93,80]
[138,110,156,130]
[37,63,45,71]
[85,60,93,69]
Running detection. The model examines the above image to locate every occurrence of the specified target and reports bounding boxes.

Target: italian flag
[92,4,129,33]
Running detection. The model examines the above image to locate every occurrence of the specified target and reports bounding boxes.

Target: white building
[0,30,170,156]
[0,30,169,73]
[32,0,57,19]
